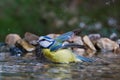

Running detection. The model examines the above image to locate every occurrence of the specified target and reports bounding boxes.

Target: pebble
[83,35,96,51]
[47,33,60,38]
[86,48,96,57]
[110,32,118,41]
[0,42,9,52]
[96,38,119,52]
[22,53,35,60]
[5,34,21,46]
[88,34,101,45]
[9,46,23,57]
[0,52,10,61]
[24,32,39,45]
[116,39,120,46]
[114,48,120,54]
[69,36,84,45]
[16,39,36,52]
[73,48,85,56]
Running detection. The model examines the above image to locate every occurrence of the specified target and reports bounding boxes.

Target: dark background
[0,0,120,41]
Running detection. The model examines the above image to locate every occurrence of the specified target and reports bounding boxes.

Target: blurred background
[0,0,120,41]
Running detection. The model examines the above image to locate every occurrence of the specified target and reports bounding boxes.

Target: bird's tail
[77,55,94,62]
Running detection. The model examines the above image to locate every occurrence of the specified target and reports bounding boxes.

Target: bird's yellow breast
[42,49,76,63]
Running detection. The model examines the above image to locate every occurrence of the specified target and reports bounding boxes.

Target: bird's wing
[55,28,81,42]
[55,31,74,42]
[61,43,86,49]
[76,55,94,62]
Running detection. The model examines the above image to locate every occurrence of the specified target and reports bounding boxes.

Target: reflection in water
[0,52,120,80]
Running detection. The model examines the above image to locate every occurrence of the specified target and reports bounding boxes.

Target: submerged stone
[0,42,9,52]
[0,52,11,61]
[10,46,23,57]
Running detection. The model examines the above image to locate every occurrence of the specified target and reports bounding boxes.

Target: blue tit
[38,29,81,51]
[37,31,94,63]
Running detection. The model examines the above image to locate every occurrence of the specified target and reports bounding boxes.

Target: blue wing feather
[77,55,94,62]
[55,31,74,42]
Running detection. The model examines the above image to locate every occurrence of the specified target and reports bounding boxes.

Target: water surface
[0,52,120,80]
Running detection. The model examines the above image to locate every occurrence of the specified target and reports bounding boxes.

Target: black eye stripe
[39,39,52,42]
[42,39,46,41]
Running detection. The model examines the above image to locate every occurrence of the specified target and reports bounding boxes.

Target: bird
[37,29,94,63]
[38,28,82,51]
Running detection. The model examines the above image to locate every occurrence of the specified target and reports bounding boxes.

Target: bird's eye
[41,39,46,41]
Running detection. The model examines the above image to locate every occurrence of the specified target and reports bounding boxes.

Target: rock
[0,42,9,52]
[83,35,96,51]
[9,46,24,56]
[5,34,21,46]
[110,32,118,41]
[88,34,101,45]
[0,52,11,61]
[96,38,119,52]
[24,32,39,45]
[83,35,96,56]
[0,42,6,47]
[47,34,60,38]
[73,48,85,56]
[22,53,35,60]
[86,48,96,57]
[114,48,120,54]
[69,36,86,56]
[116,39,120,46]
[69,36,84,45]
[16,39,36,52]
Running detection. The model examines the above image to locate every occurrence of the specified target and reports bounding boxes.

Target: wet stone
[16,39,36,52]
[5,34,21,46]
[86,48,96,57]
[24,32,39,45]
[114,48,120,54]
[73,48,85,56]
[83,35,96,56]
[47,34,60,38]
[116,39,120,46]
[83,35,96,51]
[0,52,11,61]
[96,38,119,52]
[23,53,35,60]
[88,34,101,45]
[110,32,118,41]
[69,36,84,45]
[10,46,24,57]
[0,43,9,52]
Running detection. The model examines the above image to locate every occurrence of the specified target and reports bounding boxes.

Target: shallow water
[0,52,120,80]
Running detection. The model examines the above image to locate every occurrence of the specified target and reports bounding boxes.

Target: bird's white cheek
[40,41,52,48]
